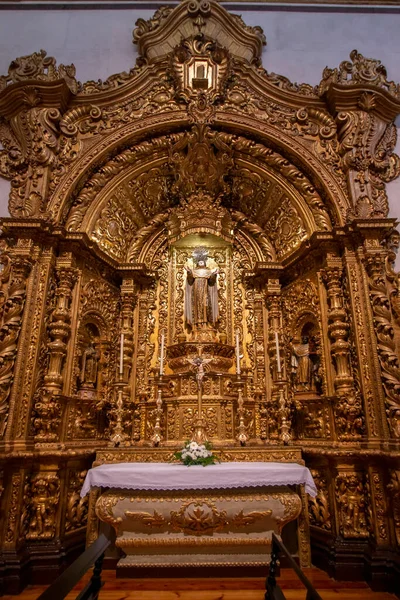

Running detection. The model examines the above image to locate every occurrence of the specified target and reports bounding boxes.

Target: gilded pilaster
[0,250,32,439]
[1,2,400,589]
[365,247,400,439]
[3,470,25,550]
[367,465,389,545]
[344,248,385,439]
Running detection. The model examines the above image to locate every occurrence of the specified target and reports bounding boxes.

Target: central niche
[169,232,232,345]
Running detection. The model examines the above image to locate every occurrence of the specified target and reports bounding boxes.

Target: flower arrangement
[174,440,218,467]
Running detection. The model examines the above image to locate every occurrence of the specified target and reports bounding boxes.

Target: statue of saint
[184,248,219,329]
[80,342,99,388]
[291,336,312,391]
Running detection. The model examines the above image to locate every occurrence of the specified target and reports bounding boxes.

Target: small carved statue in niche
[291,334,321,393]
[80,341,99,389]
[184,247,219,329]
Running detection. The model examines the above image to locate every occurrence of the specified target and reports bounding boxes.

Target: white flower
[189,442,198,451]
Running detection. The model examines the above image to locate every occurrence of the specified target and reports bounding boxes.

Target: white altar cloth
[80,461,317,498]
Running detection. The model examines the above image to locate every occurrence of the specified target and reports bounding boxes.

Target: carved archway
[1,0,400,590]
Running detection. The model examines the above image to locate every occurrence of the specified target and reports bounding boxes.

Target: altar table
[81,461,317,498]
[82,462,316,570]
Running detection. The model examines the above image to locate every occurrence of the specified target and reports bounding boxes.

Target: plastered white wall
[0,7,399,236]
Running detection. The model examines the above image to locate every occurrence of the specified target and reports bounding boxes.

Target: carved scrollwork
[0,256,32,436]
[1,0,400,577]
[91,196,138,262]
[0,49,77,92]
[65,470,89,532]
[125,500,271,535]
[319,50,400,99]
[64,136,176,232]
[232,211,275,262]
[388,469,400,546]
[366,253,400,437]
[264,198,307,260]
[308,470,331,531]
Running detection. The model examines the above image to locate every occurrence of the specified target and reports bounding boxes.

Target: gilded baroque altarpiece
[0,0,400,589]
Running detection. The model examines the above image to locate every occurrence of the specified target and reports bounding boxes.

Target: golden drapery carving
[0,0,400,589]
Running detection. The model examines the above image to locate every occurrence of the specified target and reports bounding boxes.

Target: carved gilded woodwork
[21,472,60,540]
[65,470,89,533]
[335,471,370,539]
[0,0,399,587]
[0,254,32,436]
[308,469,332,531]
[95,486,302,568]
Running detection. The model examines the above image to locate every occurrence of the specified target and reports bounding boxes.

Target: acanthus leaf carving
[0,49,78,93]
[366,253,400,438]
[65,470,89,532]
[308,470,331,531]
[0,254,32,437]
[319,50,400,100]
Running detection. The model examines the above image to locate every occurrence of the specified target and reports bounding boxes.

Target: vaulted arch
[1,0,400,590]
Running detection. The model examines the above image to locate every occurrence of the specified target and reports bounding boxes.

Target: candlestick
[119,333,124,375]
[235,330,241,375]
[275,330,281,373]
[159,330,165,376]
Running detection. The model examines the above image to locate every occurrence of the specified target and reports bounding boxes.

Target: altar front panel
[95,486,302,568]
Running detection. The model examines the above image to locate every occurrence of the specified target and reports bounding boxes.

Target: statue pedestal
[167,340,235,374]
[193,326,217,342]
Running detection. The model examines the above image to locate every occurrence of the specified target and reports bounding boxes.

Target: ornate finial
[0,49,78,94]
[319,49,400,100]
[193,246,209,265]
[132,0,265,66]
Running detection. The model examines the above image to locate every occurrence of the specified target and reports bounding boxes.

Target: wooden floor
[4,569,395,600]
